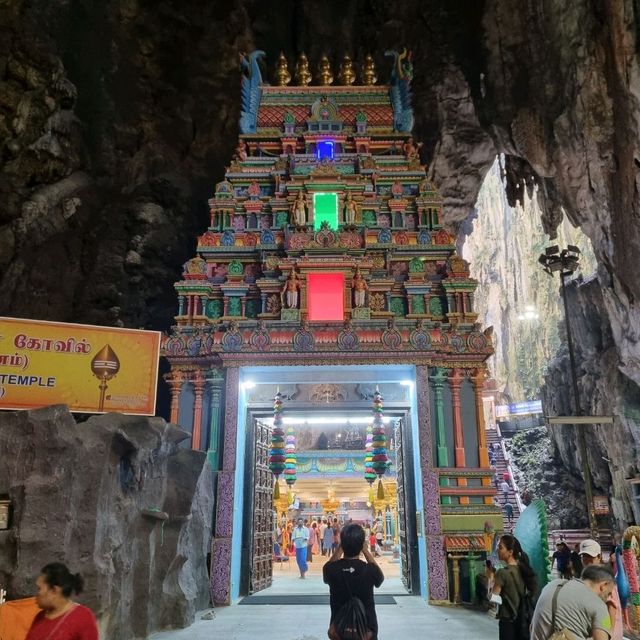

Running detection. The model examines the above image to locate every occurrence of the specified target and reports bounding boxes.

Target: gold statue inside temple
[295,52,312,86]
[361,54,377,85]
[338,54,356,85]
[316,54,334,86]
[275,52,291,86]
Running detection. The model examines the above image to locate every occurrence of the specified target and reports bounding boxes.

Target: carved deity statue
[361,54,377,85]
[234,140,247,161]
[343,192,358,224]
[275,52,291,86]
[295,52,312,86]
[281,269,301,309]
[352,267,368,308]
[291,191,307,226]
[316,54,334,86]
[338,54,356,85]
[403,136,422,161]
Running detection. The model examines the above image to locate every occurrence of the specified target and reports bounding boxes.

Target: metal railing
[495,423,525,513]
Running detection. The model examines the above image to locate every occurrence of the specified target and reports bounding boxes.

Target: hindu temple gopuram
[162,50,503,606]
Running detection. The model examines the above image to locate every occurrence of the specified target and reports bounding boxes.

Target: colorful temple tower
[162,50,501,606]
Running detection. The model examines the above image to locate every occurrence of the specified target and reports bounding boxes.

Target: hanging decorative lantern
[364,423,376,503]
[268,391,286,498]
[371,386,389,499]
[284,425,297,503]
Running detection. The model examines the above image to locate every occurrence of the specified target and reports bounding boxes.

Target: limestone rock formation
[0,406,213,640]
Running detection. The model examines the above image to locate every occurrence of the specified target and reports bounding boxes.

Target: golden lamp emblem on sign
[91,344,121,412]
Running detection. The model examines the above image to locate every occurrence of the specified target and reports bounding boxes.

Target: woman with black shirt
[491,534,538,640]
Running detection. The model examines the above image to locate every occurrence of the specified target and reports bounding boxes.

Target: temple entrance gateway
[161,50,504,608]
[238,374,420,597]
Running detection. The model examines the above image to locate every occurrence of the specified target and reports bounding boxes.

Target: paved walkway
[152,552,498,640]
[151,597,498,640]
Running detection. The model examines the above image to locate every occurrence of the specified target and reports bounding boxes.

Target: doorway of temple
[238,372,422,599]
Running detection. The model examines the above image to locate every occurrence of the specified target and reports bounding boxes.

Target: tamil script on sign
[0,317,161,415]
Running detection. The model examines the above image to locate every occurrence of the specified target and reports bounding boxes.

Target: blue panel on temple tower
[316,140,335,161]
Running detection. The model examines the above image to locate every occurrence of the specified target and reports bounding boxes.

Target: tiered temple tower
[162,50,501,606]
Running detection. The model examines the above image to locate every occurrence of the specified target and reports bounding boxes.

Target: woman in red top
[26,563,98,640]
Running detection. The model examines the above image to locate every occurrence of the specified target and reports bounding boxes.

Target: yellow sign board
[0,317,161,415]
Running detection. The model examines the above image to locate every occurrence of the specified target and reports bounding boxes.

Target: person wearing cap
[530,564,614,640]
[580,539,624,640]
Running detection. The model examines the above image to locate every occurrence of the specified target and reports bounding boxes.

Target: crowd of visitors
[274,516,386,579]
[477,533,624,640]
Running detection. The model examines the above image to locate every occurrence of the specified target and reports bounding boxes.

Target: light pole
[539,245,599,540]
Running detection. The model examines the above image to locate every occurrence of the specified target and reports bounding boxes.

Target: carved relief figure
[352,268,368,308]
[402,136,422,161]
[291,191,307,226]
[281,269,301,309]
[343,192,358,224]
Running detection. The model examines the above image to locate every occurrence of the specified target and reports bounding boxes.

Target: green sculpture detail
[390,297,406,317]
[412,295,425,314]
[409,257,424,273]
[429,296,444,316]
[206,299,223,319]
[228,260,244,276]
[246,298,260,318]
[227,297,242,316]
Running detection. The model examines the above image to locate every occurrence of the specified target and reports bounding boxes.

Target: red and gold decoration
[371,387,389,499]
[268,391,286,498]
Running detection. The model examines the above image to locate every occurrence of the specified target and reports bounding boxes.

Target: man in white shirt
[530,564,614,640]
[291,518,310,578]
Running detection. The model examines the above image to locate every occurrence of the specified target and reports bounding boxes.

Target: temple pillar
[446,293,455,313]
[449,368,466,467]
[472,368,489,468]
[178,296,185,316]
[187,296,193,319]
[449,368,467,504]
[200,296,207,317]
[206,369,224,470]
[211,367,239,606]
[416,366,449,602]
[430,368,449,467]
[164,371,184,425]
[191,370,205,450]
[260,292,267,314]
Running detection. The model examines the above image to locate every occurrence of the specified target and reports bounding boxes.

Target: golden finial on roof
[338,54,356,85]
[362,54,377,85]
[274,52,291,86]
[295,52,312,86]
[316,54,334,86]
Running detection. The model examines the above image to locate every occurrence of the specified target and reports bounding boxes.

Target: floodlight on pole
[539,244,598,539]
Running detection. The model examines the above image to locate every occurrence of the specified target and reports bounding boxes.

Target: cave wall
[0,405,213,640]
[2,0,640,527]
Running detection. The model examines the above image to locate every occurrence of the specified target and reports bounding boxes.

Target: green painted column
[431,367,449,466]
[430,367,451,505]
[205,368,225,470]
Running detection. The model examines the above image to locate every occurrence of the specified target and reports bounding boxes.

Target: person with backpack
[323,523,384,640]
[491,533,538,640]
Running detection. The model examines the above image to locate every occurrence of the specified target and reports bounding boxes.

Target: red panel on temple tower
[307,273,344,321]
